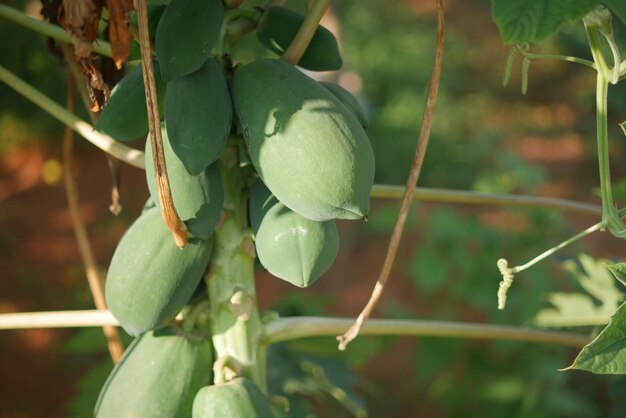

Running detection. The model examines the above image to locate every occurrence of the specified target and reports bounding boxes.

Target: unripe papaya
[164,58,232,175]
[320,81,369,129]
[192,377,276,418]
[145,123,224,239]
[95,328,213,418]
[256,6,342,71]
[95,62,166,141]
[156,0,224,80]
[232,59,375,221]
[249,180,339,287]
[105,208,213,336]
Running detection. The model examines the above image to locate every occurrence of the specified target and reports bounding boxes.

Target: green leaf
[534,293,612,327]
[566,302,626,374]
[534,254,625,327]
[299,356,368,418]
[491,0,600,44]
[607,263,626,288]
[604,0,626,26]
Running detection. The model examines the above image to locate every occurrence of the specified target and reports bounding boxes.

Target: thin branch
[0,311,589,348]
[62,75,124,363]
[338,0,445,350]
[267,317,589,348]
[0,310,119,330]
[372,185,602,216]
[60,44,123,215]
[0,65,144,168]
[0,4,112,58]
[136,0,188,248]
[522,52,596,69]
[281,0,331,65]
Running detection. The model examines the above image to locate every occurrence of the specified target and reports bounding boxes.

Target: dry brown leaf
[56,0,109,111]
[59,0,103,58]
[106,0,134,69]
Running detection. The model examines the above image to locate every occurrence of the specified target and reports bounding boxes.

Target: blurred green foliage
[2,0,625,417]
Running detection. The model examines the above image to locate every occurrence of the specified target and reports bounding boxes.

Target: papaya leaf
[267,344,368,418]
[534,254,625,327]
[566,302,626,374]
[299,356,368,418]
[491,0,600,44]
[604,0,626,26]
[607,263,626,288]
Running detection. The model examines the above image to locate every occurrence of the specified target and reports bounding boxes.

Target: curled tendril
[497,258,515,310]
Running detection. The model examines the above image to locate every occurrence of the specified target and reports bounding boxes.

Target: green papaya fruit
[192,377,276,418]
[145,123,224,239]
[96,62,166,141]
[320,81,369,129]
[256,6,342,71]
[232,59,375,221]
[249,180,339,287]
[95,328,213,418]
[155,0,224,80]
[164,58,232,175]
[105,208,213,336]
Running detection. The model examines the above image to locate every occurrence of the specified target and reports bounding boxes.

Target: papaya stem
[62,76,124,364]
[338,0,445,351]
[267,317,589,348]
[206,145,266,389]
[281,0,331,65]
[136,0,188,248]
[586,23,626,237]
[371,185,601,215]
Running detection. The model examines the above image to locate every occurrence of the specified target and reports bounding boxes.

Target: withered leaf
[106,0,134,69]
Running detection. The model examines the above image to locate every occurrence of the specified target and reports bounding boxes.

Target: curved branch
[0,65,145,169]
[266,317,590,348]
[0,4,112,58]
[0,311,590,349]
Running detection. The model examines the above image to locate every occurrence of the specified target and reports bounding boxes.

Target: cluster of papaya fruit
[95,1,375,416]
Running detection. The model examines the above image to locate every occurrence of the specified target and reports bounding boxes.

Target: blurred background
[1,0,626,417]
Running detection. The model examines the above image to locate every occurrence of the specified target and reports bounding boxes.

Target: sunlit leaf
[566,302,626,374]
[534,254,624,327]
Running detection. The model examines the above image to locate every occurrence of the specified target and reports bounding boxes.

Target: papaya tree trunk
[205,144,266,388]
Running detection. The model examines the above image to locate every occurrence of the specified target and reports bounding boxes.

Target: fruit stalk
[206,145,265,388]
